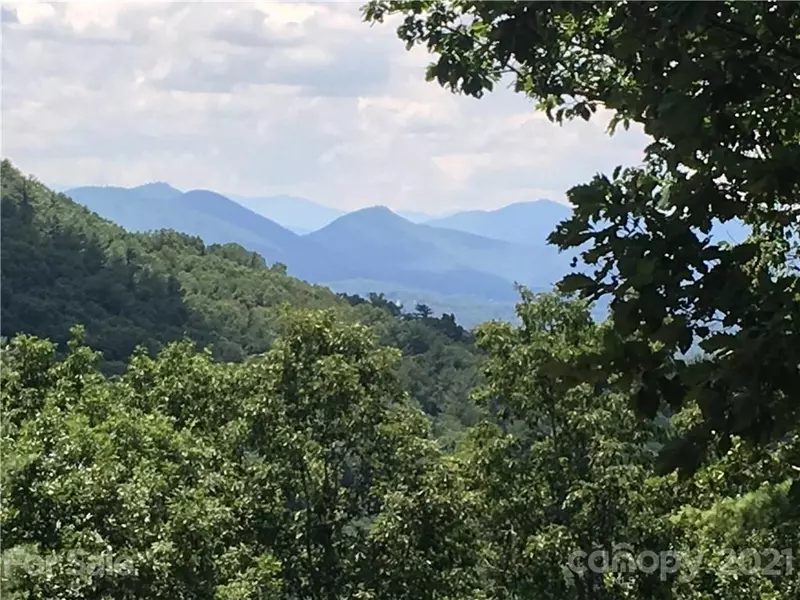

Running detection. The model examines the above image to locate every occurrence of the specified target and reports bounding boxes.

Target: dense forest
[0,160,485,440]
[2,1,799,599]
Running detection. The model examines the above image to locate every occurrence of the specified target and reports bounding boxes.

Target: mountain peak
[340,205,411,225]
[424,199,572,246]
[228,194,344,233]
[352,205,396,217]
[310,205,416,241]
[135,181,175,190]
[497,199,570,215]
[131,181,183,201]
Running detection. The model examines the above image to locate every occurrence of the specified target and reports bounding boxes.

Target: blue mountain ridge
[65,183,751,327]
[65,186,566,324]
[425,200,573,246]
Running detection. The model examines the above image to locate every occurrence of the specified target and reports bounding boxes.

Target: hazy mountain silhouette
[228,193,344,233]
[65,185,351,282]
[306,206,571,299]
[130,182,183,201]
[425,200,572,245]
[396,208,441,223]
[64,187,584,323]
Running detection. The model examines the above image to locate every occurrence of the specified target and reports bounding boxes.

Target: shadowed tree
[362,0,800,472]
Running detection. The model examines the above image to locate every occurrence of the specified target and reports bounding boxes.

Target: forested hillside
[2,291,797,599]
[1,160,484,437]
[64,181,572,327]
[2,1,800,598]
[3,156,798,599]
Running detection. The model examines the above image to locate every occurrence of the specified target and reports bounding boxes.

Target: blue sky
[2,1,651,213]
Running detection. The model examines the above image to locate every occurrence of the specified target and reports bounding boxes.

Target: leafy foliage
[1,160,484,434]
[459,293,673,599]
[362,0,800,471]
[1,316,477,599]
[4,295,796,599]
[4,10,800,587]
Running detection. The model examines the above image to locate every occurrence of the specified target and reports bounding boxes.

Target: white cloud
[1,1,650,213]
[432,154,494,189]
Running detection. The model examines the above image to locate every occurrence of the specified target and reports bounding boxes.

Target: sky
[2,1,651,214]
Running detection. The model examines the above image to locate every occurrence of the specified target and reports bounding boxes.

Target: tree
[363,1,800,471]
[414,303,433,319]
[368,292,403,318]
[270,261,288,275]
[433,312,466,343]
[667,435,799,600]
[1,312,478,600]
[460,291,673,599]
[234,309,477,600]
[1,160,484,439]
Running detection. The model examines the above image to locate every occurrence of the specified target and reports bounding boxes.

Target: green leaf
[558,273,596,294]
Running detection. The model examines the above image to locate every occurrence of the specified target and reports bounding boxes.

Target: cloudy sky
[2,1,650,213]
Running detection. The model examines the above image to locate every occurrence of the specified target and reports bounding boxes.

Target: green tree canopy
[1,159,485,438]
[0,314,477,600]
[363,0,800,470]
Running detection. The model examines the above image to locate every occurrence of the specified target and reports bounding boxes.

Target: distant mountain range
[63,183,579,325]
[226,193,452,232]
[63,181,749,326]
[307,205,573,300]
[227,193,345,234]
[426,200,572,246]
